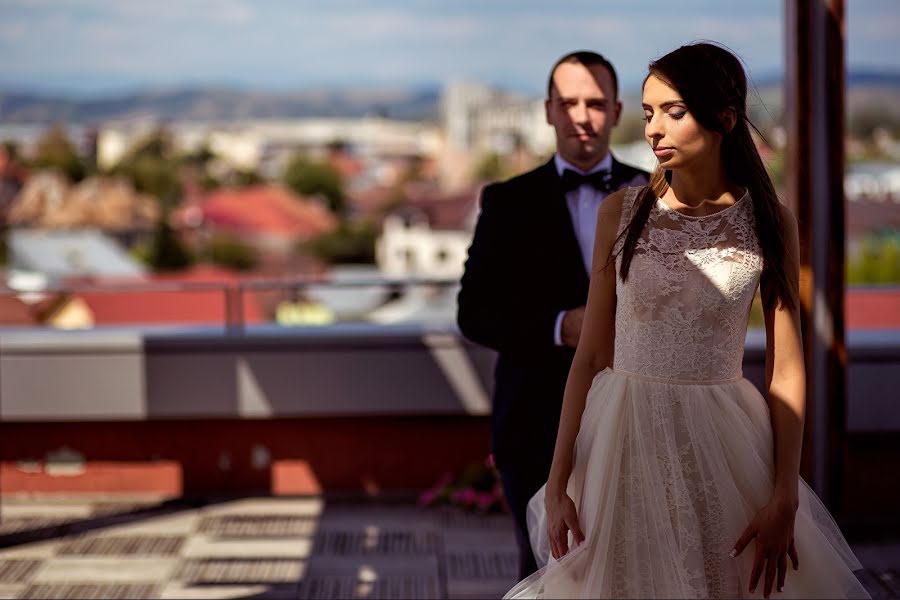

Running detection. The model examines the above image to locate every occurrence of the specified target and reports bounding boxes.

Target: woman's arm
[733,205,804,597]
[763,206,805,504]
[544,188,624,559]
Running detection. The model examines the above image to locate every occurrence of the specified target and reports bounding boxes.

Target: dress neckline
[655,189,749,220]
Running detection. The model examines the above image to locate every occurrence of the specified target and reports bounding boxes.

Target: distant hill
[1,70,899,127]
[0,86,442,124]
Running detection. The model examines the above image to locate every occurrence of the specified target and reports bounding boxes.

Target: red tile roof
[0,295,42,326]
[180,185,338,239]
[846,287,900,330]
[75,265,265,326]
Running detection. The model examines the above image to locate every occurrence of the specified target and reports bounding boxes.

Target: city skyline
[1,0,898,97]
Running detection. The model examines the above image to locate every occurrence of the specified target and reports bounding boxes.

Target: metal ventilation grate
[444,550,518,579]
[297,574,441,600]
[20,583,161,599]
[198,515,317,538]
[176,558,303,584]
[312,530,440,556]
[58,536,184,556]
[0,560,41,584]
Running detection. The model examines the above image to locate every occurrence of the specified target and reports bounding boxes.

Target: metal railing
[0,276,463,334]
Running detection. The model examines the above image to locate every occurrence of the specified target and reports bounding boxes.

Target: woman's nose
[646,115,664,138]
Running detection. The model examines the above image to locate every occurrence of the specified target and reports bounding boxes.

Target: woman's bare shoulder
[595,187,641,248]
[776,203,799,232]
[598,187,630,216]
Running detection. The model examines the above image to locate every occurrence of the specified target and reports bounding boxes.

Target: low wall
[1,325,898,510]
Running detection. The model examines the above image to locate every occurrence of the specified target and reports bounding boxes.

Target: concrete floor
[0,494,896,599]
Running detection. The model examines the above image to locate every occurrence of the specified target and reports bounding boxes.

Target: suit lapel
[609,156,646,191]
[536,160,589,287]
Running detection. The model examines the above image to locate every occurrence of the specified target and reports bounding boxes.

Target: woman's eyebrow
[642,100,685,110]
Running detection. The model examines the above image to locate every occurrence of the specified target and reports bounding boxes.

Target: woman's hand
[732,496,800,598]
[545,486,584,560]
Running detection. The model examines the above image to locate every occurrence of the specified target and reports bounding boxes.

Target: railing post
[225,284,244,336]
[784,0,847,511]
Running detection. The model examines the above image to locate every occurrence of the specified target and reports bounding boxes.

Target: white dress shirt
[552,152,614,346]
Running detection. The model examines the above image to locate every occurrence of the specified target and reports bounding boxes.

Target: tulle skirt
[503,368,869,599]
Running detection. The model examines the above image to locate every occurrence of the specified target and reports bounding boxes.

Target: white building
[442,81,555,156]
[845,162,900,202]
[376,213,472,280]
[96,117,443,178]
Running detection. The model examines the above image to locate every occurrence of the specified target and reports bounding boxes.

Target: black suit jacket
[457,156,649,475]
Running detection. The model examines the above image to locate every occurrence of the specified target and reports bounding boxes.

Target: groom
[457,51,648,578]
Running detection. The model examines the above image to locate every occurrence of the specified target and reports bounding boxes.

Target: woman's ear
[720,108,738,133]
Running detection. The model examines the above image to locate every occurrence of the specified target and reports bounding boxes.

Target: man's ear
[613,100,623,127]
[721,108,737,133]
[545,98,553,126]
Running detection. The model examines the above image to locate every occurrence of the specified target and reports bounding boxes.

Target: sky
[1,0,898,97]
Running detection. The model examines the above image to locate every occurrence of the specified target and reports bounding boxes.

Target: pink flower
[476,492,495,510]
[460,487,478,506]
[418,489,437,507]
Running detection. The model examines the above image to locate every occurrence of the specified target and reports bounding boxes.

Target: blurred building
[376,186,479,279]
[97,118,442,182]
[7,172,159,245]
[0,144,27,223]
[8,229,146,283]
[442,81,554,156]
[845,161,900,201]
[173,184,338,257]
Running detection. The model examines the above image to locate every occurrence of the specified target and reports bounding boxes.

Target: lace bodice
[613,187,763,382]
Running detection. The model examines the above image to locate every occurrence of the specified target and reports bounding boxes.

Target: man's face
[545,62,622,170]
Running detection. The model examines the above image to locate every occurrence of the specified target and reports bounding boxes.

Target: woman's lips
[653,147,674,158]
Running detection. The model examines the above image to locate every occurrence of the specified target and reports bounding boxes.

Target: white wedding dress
[504,187,869,599]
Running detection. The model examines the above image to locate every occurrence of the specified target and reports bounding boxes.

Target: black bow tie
[560,168,615,194]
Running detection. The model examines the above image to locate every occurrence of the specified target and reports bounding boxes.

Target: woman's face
[642,74,722,171]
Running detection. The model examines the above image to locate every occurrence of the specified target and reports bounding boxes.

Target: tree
[143,217,194,271]
[2,140,20,161]
[0,226,8,266]
[847,233,900,285]
[32,124,86,182]
[610,113,646,144]
[111,128,182,207]
[765,148,785,187]
[282,154,345,215]
[300,220,377,265]
[472,152,512,183]
[207,234,258,271]
[230,168,264,187]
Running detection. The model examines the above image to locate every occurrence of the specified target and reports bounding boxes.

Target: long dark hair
[617,42,796,312]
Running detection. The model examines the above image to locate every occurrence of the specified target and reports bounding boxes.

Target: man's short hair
[547,51,619,101]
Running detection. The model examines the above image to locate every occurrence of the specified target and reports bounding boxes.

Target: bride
[504,42,869,599]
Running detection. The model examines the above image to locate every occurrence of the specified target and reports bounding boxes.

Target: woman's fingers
[551,525,568,558]
[749,550,764,594]
[764,554,777,598]
[548,497,582,559]
[566,514,585,546]
[777,553,787,593]
[732,523,757,557]
[788,540,799,571]
[550,526,563,560]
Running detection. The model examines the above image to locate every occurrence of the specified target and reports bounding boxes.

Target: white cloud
[0,1,892,94]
